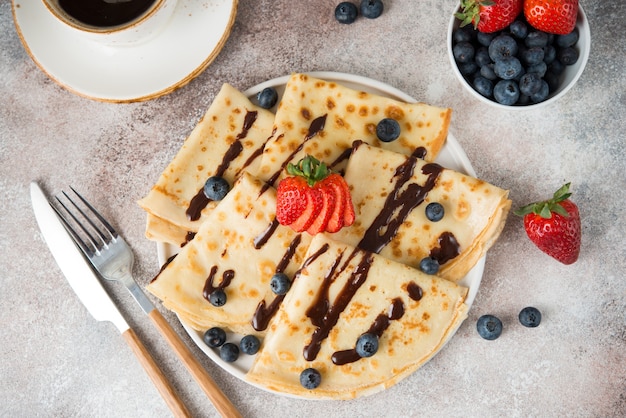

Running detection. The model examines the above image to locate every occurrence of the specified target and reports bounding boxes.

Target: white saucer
[12,0,237,102]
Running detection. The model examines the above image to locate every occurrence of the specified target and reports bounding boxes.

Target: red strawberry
[456,0,524,33]
[524,0,578,35]
[276,176,308,225]
[514,183,581,264]
[275,155,355,235]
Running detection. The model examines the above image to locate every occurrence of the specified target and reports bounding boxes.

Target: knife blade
[30,182,191,417]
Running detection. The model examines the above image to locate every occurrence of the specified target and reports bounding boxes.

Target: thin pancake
[247,234,468,399]
[331,142,511,282]
[256,73,451,186]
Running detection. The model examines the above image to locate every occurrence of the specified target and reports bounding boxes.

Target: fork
[55,187,242,418]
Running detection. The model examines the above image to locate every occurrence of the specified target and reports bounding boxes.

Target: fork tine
[51,201,95,257]
[69,186,118,238]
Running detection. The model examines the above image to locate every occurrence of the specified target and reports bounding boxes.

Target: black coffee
[59,0,157,27]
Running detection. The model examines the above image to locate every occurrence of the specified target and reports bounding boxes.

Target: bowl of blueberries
[447,2,589,109]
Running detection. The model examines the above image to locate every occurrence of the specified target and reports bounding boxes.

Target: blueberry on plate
[209,289,227,307]
[256,87,278,109]
[519,306,542,328]
[203,327,227,348]
[376,118,400,142]
[419,256,439,275]
[220,342,239,363]
[335,2,358,24]
[239,334,261,355]
[355,333,379,358]
[360,0,383,19]
[493,79,520,106]
[476,314,503,340]
[425,202,445,222]
[204,176,230,201]
[270,272,291,295]
[300,368,322,389]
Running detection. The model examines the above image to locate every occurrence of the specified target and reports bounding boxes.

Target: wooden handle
[149,309,242,418]
[122,328,191,418]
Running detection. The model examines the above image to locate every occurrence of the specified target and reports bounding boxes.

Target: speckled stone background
[1,0,625,417]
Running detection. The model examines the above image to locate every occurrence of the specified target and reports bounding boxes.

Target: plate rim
[155,71,485,397]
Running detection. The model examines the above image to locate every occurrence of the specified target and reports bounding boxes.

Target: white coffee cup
[41,0,178,46]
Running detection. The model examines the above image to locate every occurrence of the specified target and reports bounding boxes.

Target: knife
[30,182,191,418]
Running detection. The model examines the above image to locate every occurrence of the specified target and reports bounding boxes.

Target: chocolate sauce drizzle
[267,114,327,187]
[186,110,259,221]
[331,298,406,365]
[430,231,461,265]
[253,218,280,250]
[202,266,235,302]
[358,156,443,254]
[303,248,375,362]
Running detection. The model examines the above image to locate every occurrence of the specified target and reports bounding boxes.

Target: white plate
[12,0,237,102]
[156,71,485,396]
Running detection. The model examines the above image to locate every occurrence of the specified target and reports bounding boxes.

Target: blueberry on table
[203,176,230,200]
[519,307,542,328]
[300,368,322,389]
[425,202,445,222]
[360,0,384,19]
[220,342,240,362]
[476,314,503,340]
[493,79,520,106]
[240,334,261,355]
[419,256,439,275]
[270,272,292,295]
[203,327,227,348]
[376,118,400,142]
[256,87,278,109]
[355,333,379,358]
[209,289,227,307]
[335,2,358,24]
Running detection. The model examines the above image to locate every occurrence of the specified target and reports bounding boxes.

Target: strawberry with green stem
[456,0,524,33]
[514,183,581,264]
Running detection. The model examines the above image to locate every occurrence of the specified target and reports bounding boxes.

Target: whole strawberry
[456,0,524,33]
[524,0,578,35]
[514,183,581,264]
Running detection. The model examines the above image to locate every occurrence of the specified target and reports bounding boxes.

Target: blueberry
[419,256,439,275]
[488,35,518,61]
[476,314,503,340]
[203,176,230,201]
[543,45,557,64]
[355,333,379,358]
[544,71,562,92]
[425,202,445,222]
[239,334,261,355]
[520,46,545,66]
[509,20,528,39]
[558,47,579,65]
[453,41,475,64]
[473,77,493,98]
[480,63,498,81]
[530,80,550,103]
[556,28,579,48]
[220,342,239,362]
[517,94,531,105]
[548,59,565,76]
[458,61,479,77]
[203,327,227,348]
[360,0,383,19]
[376,118,400,142]
[335,2,358,24]
[300,368,322,389]
[453,26,476,43]
[525,31,549,48]
[209,289,227,307]
[270,273,291,295]
[256,87,278,109]
[474,47,492,68]
[476,31,496,47]
[494,57,523,80]
[527,61,547,78]
[519,72,542,96]
[493,79,520,105]
[519,306,542,328]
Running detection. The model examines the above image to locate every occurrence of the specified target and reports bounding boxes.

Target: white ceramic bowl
[447,4,590,110]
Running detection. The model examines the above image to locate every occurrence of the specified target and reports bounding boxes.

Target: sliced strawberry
[341,179,356,227]
[324,175,346,233]
[290,187,323,232]
[276,176,308,226]
[307,183,336,235]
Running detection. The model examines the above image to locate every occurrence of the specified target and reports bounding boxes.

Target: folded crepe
[256,73,452,186]
[247,234,469,399]
[138,83,276,246]
[331,142,511,282]
[146,172,312,335]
